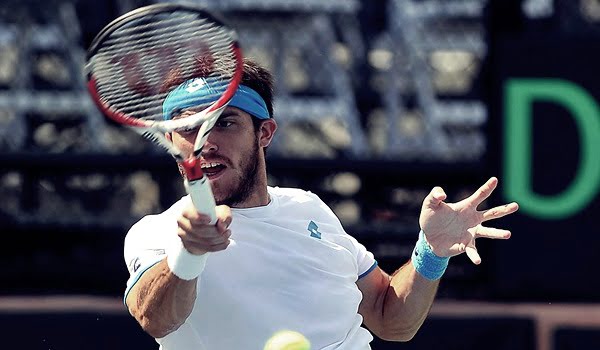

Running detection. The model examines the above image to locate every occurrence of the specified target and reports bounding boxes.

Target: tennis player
[123,59,518,349]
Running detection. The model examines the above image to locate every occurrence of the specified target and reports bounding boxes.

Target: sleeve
[309,191,378,280]
[123,214,177,301]
[348,234,378,280]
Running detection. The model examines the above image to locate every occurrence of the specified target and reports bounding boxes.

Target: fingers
[177,203,233,254]
[463,225,511,264]
[474,226,511,239]
[215,205,233,230]
[467,177,498,207]
[181,203,212,224]
[182,227,232,244]
[423,186,448,208]
[465,245,481,265]
[482,202,519,221]
[178,223,231,254]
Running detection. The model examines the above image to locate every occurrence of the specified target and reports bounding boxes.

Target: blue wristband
[411,230,450,280]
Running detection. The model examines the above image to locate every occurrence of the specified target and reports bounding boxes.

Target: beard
[216,139,260,207]
[176,136,261,208]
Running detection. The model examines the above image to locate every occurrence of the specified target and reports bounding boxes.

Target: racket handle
[185,177,218,224]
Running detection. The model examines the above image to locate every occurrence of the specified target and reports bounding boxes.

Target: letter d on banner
[504,79,600,219]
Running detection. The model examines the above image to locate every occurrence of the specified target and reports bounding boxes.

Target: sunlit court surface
[1,0,599,349]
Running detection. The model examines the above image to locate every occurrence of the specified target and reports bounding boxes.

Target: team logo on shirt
[128,249,166,273]
[128,257,141,273]
[307,221,322,239]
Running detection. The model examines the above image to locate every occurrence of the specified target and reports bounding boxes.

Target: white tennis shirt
[124,186,377,349]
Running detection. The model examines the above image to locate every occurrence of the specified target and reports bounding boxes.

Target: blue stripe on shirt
[358,260,378,280]
[123,260,162,307]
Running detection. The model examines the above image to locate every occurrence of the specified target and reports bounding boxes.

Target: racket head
[85,3,243,132]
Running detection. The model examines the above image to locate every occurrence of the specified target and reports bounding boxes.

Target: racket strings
[105,28,231,57]
[94,40,234,88]
[95,18,235,76]
[102,15,218,46]
[94,32,235,86]
[90,13,237,122]
[93,63,235,121]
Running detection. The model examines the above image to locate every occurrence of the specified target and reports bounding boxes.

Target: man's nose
[201,137,219,154]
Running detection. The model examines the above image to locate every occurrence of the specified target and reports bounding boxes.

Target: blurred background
[1,0,599,349]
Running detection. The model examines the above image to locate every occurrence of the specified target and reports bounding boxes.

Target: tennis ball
[263,330,311,350]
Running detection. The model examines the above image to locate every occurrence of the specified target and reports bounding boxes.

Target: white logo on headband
[185,78,206,93]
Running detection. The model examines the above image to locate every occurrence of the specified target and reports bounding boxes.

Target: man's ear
[165,132,172,142]
[258,118,277,148]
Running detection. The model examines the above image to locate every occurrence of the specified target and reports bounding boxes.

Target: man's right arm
[125,204,232,339]
[126,259,197,338]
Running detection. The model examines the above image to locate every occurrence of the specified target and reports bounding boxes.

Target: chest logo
[307,221,322,239]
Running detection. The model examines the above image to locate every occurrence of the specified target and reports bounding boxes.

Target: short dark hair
[240,59,274,154]
[240,58,274,120]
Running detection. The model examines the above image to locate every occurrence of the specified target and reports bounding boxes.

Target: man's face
[170,107,262,207]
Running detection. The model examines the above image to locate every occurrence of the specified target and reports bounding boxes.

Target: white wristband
[166,239,209,280]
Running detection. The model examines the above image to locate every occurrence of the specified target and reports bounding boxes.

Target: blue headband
[163,78,270,120]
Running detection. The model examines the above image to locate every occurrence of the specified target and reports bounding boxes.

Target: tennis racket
[86,3,243,224]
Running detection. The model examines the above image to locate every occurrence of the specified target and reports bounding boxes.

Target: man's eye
[177,127,198,134]
[216,120,233,128]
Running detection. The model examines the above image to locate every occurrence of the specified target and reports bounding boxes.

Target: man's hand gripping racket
[85,3,243,224]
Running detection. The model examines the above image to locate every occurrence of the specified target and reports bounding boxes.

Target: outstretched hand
[419,177,518,265]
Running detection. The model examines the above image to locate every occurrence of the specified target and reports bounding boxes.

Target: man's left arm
[357,177,519,341]
[357,263,438,341]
